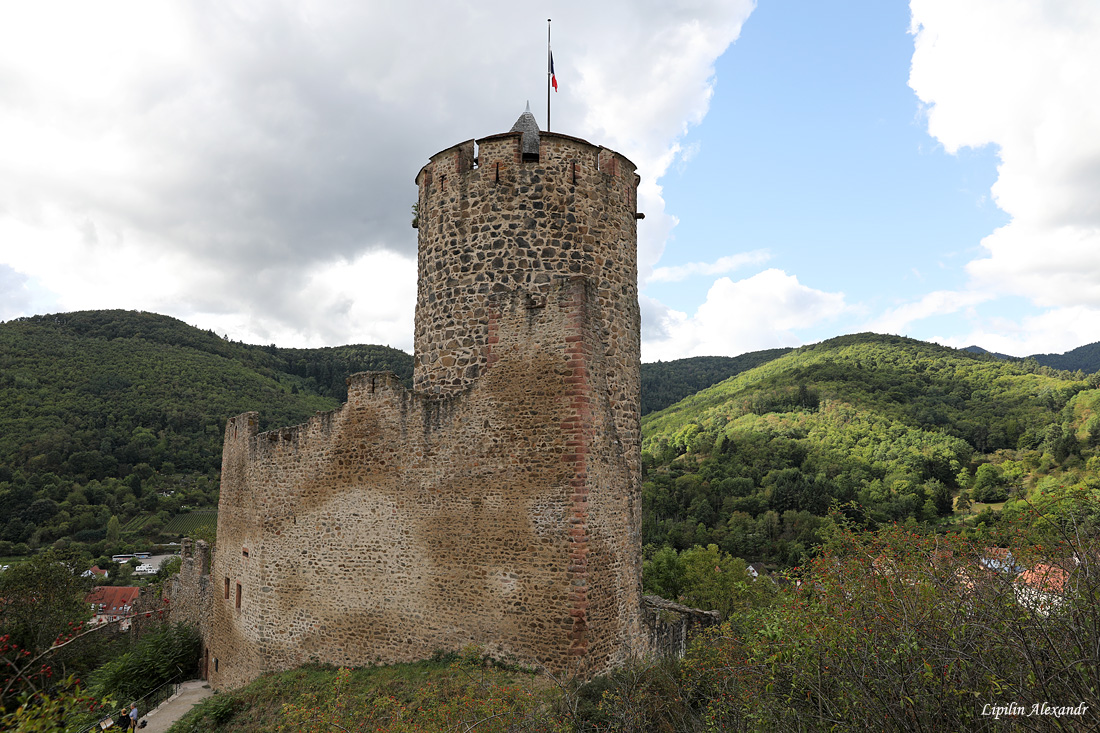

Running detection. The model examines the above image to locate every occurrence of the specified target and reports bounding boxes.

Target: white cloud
[648,250,770,284]
[568,2,755,281]
[641,269,846,362]
[0,266,35,318]
[0,1,756,348]
[909,0,1100,316]
[195,250,418,349]
[934,305,1100,358]
[864,289,993,335]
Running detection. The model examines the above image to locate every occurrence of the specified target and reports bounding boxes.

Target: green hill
[964,341,1100,373]
[1029,340,1100,374]
[0,310,412,556]
[639,349,791,415]
[3,312,1096,572]
[640,333,1099,565]
[637,337,1100,419]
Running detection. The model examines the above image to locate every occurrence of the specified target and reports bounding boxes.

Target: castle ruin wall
[176,125,649,689]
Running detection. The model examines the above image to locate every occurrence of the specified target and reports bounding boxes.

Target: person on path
[129,702,139,729]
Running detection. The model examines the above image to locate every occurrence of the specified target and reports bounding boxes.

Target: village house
[1014,562,1073,616]
[85,586,140,630]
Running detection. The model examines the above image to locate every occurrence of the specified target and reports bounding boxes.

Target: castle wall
[204,278,643,688]
[172,124,649,689]
[166,539,211,626]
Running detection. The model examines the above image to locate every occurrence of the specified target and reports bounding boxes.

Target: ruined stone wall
[204,278,643,689]
[641,595,722,660]
[165,539,212,632]
[178,127,646,690]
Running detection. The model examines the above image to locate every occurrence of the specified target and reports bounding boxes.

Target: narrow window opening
[440,174,446,192]
[242,548,249,558]
[494,161,500,182]
[235,583,242,609]
[224,577,230,599]
[215,658,219,673]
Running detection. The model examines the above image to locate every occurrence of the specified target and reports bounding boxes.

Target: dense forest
[2,311,1098,574]
[641,333,1100,567]
[3,312,1100,730]
[0,310,411,559]
[639,350,791,415]
[0,308,782,559]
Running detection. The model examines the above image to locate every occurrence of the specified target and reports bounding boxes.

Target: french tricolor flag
[550,49,558,91]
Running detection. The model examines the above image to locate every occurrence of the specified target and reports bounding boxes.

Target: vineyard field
[162,511,218,536]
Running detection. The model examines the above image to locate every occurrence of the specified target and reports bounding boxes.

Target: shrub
[88,623,199,704]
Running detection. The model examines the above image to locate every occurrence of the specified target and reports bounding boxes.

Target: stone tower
[191,109,645,689]
[413,105,641,435]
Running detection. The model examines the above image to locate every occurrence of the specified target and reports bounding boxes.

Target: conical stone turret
[510,101,540,159]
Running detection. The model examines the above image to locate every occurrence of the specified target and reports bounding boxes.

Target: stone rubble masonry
[170,127,650,690]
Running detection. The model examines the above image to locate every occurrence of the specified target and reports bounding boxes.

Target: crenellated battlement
[416,132,639,219]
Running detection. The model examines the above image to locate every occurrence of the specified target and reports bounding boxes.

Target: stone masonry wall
[181,126,646,690]
[413,132,641,486]
[203,278,644,689]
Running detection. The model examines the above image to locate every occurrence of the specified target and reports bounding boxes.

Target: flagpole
[547,18,551,131]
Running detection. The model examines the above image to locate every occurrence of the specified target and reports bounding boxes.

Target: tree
[972,463,1007,503]
[154,556,181,581]
[928,479,953,516]
[678,544,758,618]
[105,516,120,545]
[642,546,683,600]
[0,549,93,705]
[678,510,1100,730]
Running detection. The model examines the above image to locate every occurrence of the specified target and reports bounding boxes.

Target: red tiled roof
[1016,564,1069,594]
[85,586,139,615]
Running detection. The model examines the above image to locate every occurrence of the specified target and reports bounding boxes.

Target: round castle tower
[184,110,652,689]
[413,106,642,451]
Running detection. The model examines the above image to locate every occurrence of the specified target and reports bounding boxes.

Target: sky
[1,0,1098,363]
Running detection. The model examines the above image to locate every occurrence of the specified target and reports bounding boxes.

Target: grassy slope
[167,657,557,733]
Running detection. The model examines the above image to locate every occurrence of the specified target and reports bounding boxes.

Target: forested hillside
[639,350,791,415]
[0,310,412,556]
[964,341,1100,373]
[3,312,1097,574]
[641,333,1100,566]
[640,340,1099,417]
[1029,340,1100,373]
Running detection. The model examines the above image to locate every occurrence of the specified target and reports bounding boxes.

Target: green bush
[89,623,200,704]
